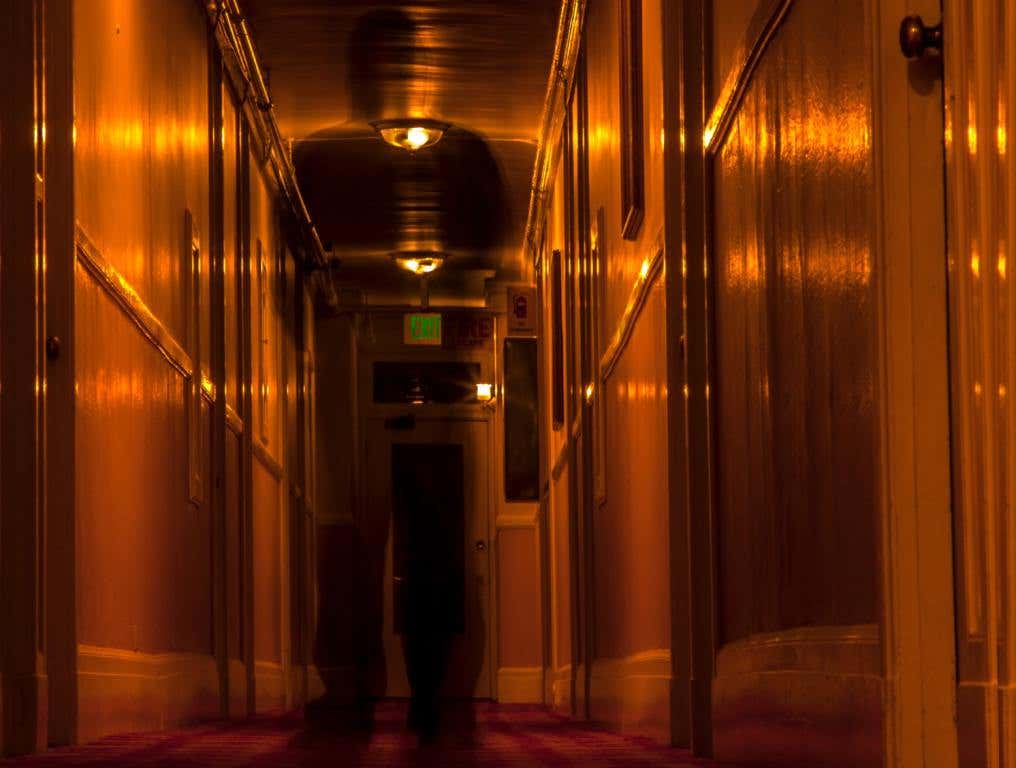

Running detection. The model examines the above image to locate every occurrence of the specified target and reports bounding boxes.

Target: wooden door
[365,417,493,699]
[695,0,956,764]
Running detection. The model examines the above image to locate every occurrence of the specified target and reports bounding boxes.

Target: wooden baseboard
[957,681,1016,766]
[0,671,47,756]
[76,645,218,745]
[227,658,247,717]
[497,667,543,704]
[712,625,882,767]
[549,664,573,714]
[288,665,307,708]
[254,661,286,713]
[590,649,670,742]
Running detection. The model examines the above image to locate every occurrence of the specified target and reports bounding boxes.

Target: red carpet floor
[0,702,735,767]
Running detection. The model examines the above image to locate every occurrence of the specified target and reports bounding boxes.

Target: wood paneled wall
[531,0,957,762]
[538,0,672,740]
[0,0,323,748]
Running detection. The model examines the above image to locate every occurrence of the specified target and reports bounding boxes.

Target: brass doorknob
[899,15,942,59]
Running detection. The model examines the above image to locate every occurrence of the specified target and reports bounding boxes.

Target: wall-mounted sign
[443,314,494,349]
[404,313,442,346]
[507,286,537,335]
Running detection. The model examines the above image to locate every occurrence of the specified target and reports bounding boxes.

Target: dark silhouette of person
[392,441,465,744]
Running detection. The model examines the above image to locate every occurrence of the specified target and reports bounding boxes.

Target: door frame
[365,415,493,699]
[870,0,958,764]
[357,340,499,702]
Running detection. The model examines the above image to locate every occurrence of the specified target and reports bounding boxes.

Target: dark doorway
[391,442,466,636]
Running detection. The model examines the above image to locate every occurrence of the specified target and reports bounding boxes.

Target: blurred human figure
[393,443,465,745]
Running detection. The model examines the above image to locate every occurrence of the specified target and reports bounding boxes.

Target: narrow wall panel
[226,428,243,662]
[497,528,542,668]
[552,468,573,672]
[597,282,669,659]
[75,268,211,654]
[253,459,282,665]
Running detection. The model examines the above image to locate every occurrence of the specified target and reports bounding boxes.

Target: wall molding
[252,439,284,480]
[715,623,879,678]
[75,226,194,379]
[76,645,218,744]
[550,663,573,712]
[598,237,664,383]
[497,667,543,703]
[496,511,540,529]
[225,404,243,435]
[254,660,286,713]
[589,649,671,742]
[703,0,795,154]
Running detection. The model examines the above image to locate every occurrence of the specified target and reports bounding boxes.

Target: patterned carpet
[0,702,732,767]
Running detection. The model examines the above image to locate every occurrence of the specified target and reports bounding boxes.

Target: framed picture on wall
[619,0,644,240]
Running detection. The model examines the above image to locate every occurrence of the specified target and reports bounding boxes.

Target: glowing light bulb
[476,383,494,402]
[406,127,430,149]
[393,252,446,275]
[372,119,450,152]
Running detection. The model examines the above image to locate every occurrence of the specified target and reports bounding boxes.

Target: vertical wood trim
[680,0,716,757]
[662,0,690,748]
[551,248,565,429]
[44,0,77,747]
[575,46,596,723]
[239,120,257,715]
[619,0,645,240]
[208,39,230,717]
[1,0,48,754]
[873,0,959,765]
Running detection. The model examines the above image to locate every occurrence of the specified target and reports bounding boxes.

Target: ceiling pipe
[205,0,338,307]
[522,0,587,272]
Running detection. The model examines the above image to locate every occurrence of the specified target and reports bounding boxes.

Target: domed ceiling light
[371,118,450,151]
[393,251,446,275]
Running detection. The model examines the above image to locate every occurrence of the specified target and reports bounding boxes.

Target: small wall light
[371,119,450,152]
[393,252,446,275]
[475,383,494,402]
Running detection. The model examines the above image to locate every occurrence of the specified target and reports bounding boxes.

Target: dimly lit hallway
[0,703,728,768]
[2,0,1013,765]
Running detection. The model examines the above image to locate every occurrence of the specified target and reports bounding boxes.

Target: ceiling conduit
[522,0,587,271]
[204,0,338,306]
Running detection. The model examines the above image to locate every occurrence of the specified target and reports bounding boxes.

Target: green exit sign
[404,313,442,346]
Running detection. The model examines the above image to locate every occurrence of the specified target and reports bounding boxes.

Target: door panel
[365,418,492,699]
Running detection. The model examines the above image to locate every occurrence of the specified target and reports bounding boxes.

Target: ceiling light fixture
[371,118,450,152]
[393,251,446,275]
